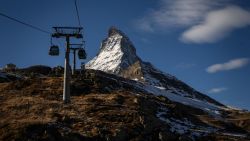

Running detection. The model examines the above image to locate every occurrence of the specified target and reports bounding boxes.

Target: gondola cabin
[49,45,59,56]
[78,48,86,59]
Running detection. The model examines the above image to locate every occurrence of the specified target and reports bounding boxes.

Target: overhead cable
[0,12,51,34]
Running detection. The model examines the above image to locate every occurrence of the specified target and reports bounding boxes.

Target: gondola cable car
[49,45,60,56]
[49,37,60,56]
[78,48,86,59]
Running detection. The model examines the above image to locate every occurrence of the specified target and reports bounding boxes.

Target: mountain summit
[86,27,222,106]
[86,26,140,74]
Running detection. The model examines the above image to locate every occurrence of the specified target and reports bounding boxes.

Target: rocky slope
[0,71,21,83]
[0,69,250,141]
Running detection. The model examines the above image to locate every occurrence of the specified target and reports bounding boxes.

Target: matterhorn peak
[86,26,140,74]
[108,26,124,37]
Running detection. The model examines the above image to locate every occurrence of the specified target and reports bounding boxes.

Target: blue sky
[0,0,250,110]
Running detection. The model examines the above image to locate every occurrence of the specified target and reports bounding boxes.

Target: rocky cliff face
[86,27,222,106]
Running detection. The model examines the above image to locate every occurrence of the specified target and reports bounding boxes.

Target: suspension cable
[0,12,51,34]
[74,0,81,27]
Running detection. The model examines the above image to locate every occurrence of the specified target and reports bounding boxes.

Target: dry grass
[0,75,249,141]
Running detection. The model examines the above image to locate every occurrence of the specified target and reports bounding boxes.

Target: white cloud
[181,6,250,43]
[135,0,229,32]
[208,87,227,94]
[206,58,249,73]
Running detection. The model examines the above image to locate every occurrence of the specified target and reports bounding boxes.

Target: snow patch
[156,106,217,137]
[155,86,166,90]
[156,106,169,122]
[133,78,139,81]
[141,84,225,117]
[221,132,247,138]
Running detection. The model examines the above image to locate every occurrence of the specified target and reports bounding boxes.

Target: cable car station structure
[49,27,86,104]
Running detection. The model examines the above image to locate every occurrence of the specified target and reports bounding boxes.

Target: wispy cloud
[136,18,154,32]
[135,0,229,32]
[181,6,250,43]
[206,58,249,73]
[208,87,227,94]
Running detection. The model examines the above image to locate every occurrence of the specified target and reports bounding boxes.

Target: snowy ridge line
[96,74,226,116]
[141,62,176,81]
[91,69,232,116]
[129,80,231,117]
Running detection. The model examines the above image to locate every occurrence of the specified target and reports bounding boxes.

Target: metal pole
[73,50,76,75]
[63,36,71,103]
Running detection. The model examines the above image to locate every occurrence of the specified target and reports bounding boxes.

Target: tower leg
[63,36,71,104]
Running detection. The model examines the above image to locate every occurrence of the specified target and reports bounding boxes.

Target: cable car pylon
[69,43,86,75]
[49,27,86,104]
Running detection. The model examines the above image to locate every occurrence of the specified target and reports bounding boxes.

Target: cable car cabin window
[78,49,86,59]
[49,45,59,56]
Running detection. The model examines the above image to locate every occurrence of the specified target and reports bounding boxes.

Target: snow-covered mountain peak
[86,27,140,74]
[108,26,125,37]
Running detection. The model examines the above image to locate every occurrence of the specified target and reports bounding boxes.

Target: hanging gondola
[76,34,83,39]
[49,45,60,56]
[78,48,86,59]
